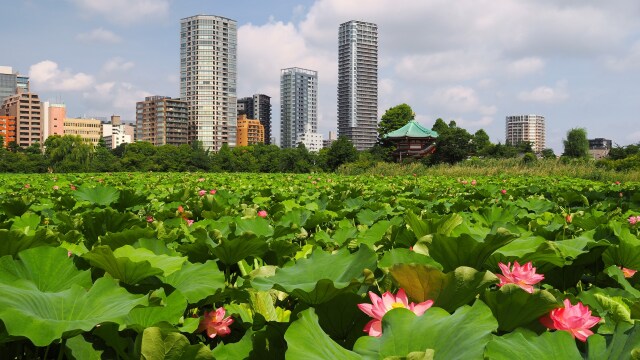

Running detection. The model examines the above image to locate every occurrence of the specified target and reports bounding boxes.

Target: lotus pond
[0,173,639,359]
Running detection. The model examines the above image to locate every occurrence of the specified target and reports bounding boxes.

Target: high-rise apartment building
[136,96,188,146]
[236,114,265,146]
[180,15,237,151]
[1,92,42,147]
[280,67,319,149]
[237,94,272,144]
[505,115,546,153]
[337,20,378,151]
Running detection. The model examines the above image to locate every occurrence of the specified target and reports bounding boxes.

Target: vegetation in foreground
[0,172,639,358]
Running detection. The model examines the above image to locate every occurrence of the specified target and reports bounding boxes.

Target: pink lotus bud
[198,190,206,196]
[501,189,507,195]
[210,189,217,195]
[471,180,477,186]
[257,210,268,218]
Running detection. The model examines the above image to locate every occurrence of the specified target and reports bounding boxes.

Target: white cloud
[395,51,493,83]
[427,86,493,114]
[29,61,94,91]
[69,0,169,24]
[518,81,570,103]
[102,57,135,73]
[507,57,545,76]
[83,81,151,115]
[605,41,640,71]
[76,28,121,43]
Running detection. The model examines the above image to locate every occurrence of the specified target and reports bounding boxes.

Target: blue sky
[3,0,640,152]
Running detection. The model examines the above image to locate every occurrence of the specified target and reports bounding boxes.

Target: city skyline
[2,1,640,152]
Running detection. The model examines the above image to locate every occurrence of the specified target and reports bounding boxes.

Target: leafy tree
[120,141,158,171]
[541,148,556,159]
[472,129,491,155]
[325,136,358,171]
[484,143,519,159]
[563,128,590,158]
[431,118,448,135]
[430,124,474,165]
[378,104,414,138]
[44,135,93,172]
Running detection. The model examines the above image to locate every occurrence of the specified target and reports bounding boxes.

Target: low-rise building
[103,115,134,149]
[296,131,324,152]
[136,96,188,146]
[1,92,43,147]
[64,117,102,146]
[0,115,16,147]
[588,138,612,159]
[236,114,265,146]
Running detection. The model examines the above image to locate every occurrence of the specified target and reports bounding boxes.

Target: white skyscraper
[280,67,320,149]
[505,114,546,153]
[337,20,378,151]
[180,15,237,151]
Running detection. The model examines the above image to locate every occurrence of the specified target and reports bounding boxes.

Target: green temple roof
[384,120,438,138]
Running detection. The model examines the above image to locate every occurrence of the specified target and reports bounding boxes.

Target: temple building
[384,120,438,162]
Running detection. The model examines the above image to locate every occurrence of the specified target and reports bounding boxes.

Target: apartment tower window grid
[280,68,318,149]
[337,20,378,151]
[505,115,546,153]
[237,94,272,145]
[180,15,237,151]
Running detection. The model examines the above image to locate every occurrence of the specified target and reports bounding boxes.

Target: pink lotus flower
[210,189,216,195]
[615,181,621,185]
[146,216,154,223]
[496,261,544,293]
[257,210,268,218]
[186,219,194,226]
[197,307,233,339]
[501,189,507,195]
[621,266,637,278]
[629,216,640,225]
[24,183,30,189]
[358,289,433,337]
[198,189,206,196]
[471,180,477,186]
[52,185,59,191]
[461,180,468,185]
[540,299,600,342]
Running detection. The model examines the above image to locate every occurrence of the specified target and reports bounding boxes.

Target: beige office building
[64,117,102,145]
[1,92,43,147]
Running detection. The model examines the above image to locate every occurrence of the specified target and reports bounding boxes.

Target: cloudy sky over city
[3,0,640,152]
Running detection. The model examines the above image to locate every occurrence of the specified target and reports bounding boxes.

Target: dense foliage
[0,173,639,358]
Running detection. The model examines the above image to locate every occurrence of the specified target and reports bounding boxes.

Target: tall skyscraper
[280,67,319,149]
[237,94,272,144]
[505,115,546,153]
[136,96,188,146]
[180,15,237,151]
[337,20,378,151]
[0,66,29,102]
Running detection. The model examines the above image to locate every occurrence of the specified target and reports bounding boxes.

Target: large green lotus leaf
[0,276,147,346]
[429,224,519,272]
[65,335,104,360]
[285,308,362,360]
[0,228,59,257]
[234,217,274,238]
[587,322,640,359]
[378,249,443,271]
[390,264,498,312]
[356,208,386,226]
[212,234,269,265]
[10,212,40,235]
[604,265,640,298]
[140,327,213,360]
[404,211,462,240]
[83,246,164,284]
[211,329,255,359]
[162,261,226,304]
[251,245,377,304]
[80,208,143,246]
[353,300,498,360]
[0,246,91,291]
[603,228,640,271]
[357,220,392,248]
[113,245,186,276]
[99,227,157,250]
[73,185,120,206]
[578,287,632,334]
[488,236,547,265]
[126,289,187,332]
[484,329,582,360]
[314,292,371,349]
[482,284,559,332]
